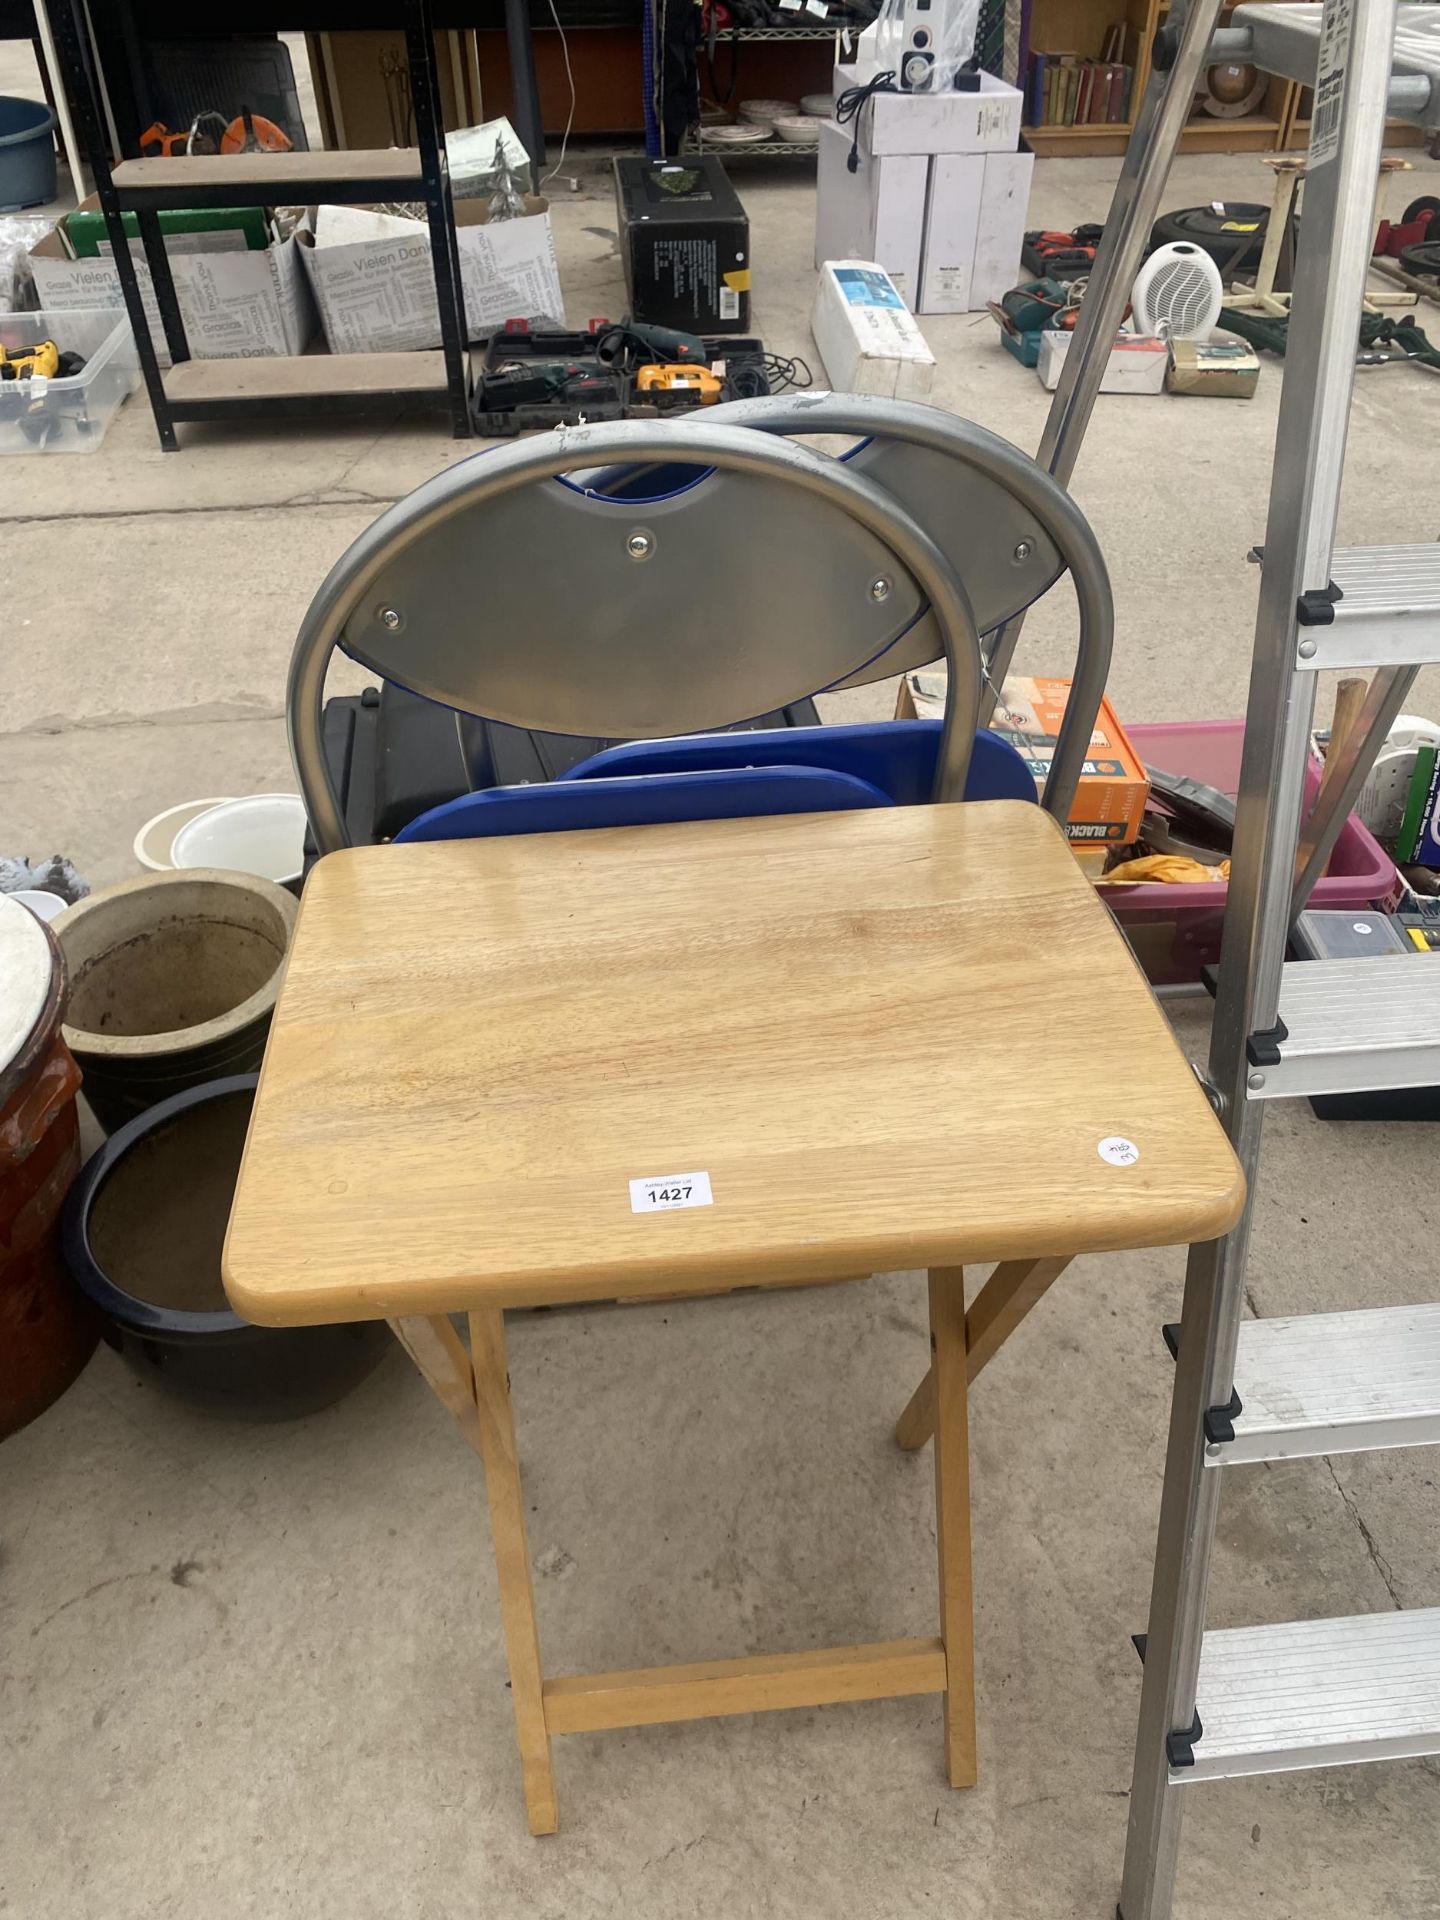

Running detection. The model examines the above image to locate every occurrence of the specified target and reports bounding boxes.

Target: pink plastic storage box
[1106,719,1399,986]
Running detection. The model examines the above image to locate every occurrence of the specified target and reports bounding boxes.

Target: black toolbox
[473,325,771,433]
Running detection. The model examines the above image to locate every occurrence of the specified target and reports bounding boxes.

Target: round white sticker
[1352,921,1372,934]
[1098,1136,1140,1167]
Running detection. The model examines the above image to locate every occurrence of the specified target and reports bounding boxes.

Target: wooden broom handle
[1317,677,1368,812]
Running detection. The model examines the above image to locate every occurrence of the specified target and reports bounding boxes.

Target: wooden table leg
[895,1256,1075,1451]
[929,1266,977,1789]
[895,1367,938,1452]
[468,1309,559,1837]
[390,1313,481,1448]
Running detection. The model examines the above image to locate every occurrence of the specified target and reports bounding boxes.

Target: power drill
[0,340,86,380]
[594,318,709,369]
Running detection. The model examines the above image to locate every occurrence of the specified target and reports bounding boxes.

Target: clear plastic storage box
[0,308,138,454]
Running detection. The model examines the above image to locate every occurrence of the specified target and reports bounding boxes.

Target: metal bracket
[1190,1059,1226,1117]
[1161,1324,1244,1443]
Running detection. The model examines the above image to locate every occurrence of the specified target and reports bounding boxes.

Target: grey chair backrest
[289,395,1114,854]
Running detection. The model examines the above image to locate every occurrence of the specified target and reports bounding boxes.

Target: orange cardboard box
[897,669,1149,845]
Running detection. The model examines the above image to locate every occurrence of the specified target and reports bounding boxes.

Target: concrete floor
[4,34,1440,1920]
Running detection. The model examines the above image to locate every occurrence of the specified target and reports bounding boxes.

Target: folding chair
[226,397,1243,1834]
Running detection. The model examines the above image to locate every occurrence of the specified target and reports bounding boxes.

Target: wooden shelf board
[1024,118,1133,137]
[164,352,449,405]
[1181,112,1284,137]
[112,147,425,192]
[1288,118,1425,145]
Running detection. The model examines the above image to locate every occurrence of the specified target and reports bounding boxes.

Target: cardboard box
[298,199,564,353]
[613,156,750,334]
[833,63,1023,156]
[919,147,1032,313]
[1397,744,1440,866]
[815,122,927,307]
[306,28,481,149]
[27,197,311,364]
[1166,336,1261,398]
[817,129,1031,315]
[811,260,936,398]
[1037,325,1167,394]
[898,669,1148,844]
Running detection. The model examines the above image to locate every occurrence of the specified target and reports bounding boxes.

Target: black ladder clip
[1203,1388,1243,1446]
[1166,1711,1204,1769]
[1160,1325,1244,1444]
[1130,1634,1205,1767]
[1246,1017,1288,1068]
[1296,582,1343,626]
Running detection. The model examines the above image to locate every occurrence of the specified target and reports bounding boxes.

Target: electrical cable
[721,351,813,401]
[835,69,898,173]
[763,350,813,391]
[540,0,578,189]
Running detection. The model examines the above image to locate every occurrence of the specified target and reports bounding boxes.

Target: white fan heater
[1131,241,1224,340]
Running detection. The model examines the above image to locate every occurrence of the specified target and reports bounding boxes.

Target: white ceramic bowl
[738,97,798,125]
[800,92,834,116]
[706,122,774,144]
[11,888,67,923]
[133,796,235,872]
[171,793,307,887]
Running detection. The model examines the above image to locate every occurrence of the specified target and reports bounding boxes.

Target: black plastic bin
[63,1075,390,1420]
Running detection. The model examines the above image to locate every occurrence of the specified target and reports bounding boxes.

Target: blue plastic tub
[0,96,56,212]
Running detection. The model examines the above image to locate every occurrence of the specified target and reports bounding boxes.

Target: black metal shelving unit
[49,0,473,451]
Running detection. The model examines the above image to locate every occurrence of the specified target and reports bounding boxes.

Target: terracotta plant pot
[0,896,97,1440]
[52,869,297,1133]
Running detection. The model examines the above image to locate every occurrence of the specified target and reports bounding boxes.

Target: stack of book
[1026,42,1134,127]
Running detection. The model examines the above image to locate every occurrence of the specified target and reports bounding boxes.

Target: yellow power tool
[634,362,722,404]
[0,339,60,380]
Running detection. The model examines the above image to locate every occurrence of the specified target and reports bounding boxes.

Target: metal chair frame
[289,398,1114,854]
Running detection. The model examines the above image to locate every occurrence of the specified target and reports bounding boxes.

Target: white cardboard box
[811,259,936,398]
[817,124,1032,315]
[26,208,311,365]
[1037,326,1168,394]
[815,121,927,308]
[832,64,1023,156]
[299,199,563,353]
[919,147,1032,313]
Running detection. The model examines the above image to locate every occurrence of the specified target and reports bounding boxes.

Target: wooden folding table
[224,801,1244,1833]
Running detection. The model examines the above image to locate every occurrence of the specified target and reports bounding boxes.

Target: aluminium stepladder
[1006,1,1440,1915]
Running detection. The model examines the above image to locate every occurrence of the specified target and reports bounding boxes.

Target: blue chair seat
[394,765,892,843]
[562,719,1036,808]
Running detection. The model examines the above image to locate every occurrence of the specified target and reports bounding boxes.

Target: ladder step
[1295,544,1440,670]
[1248,957,1440,1100]
[1208,1304,1440,1465]
[1176,1609,1440,1783]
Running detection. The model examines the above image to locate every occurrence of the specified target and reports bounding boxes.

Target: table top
[223,804,1244,1324]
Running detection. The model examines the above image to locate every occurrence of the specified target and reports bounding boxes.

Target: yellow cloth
[1097,854,1231,886]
